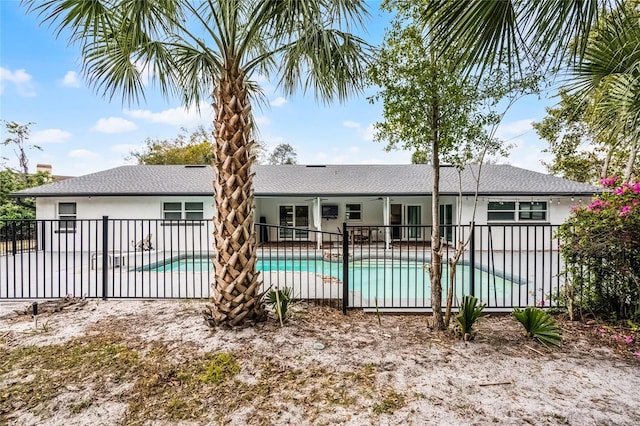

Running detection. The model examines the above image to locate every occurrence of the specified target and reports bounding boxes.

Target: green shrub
[557,177,640,320]
[513,307,562,347]
[455,295,486,340]
[265,286,295,324]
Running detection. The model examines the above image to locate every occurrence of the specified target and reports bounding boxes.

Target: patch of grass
[1,333,405,425]
[69,398,93,414]
[546,412,569,424]
[199,352,241,384]
[0,334,140,417]
[372,389,406,415]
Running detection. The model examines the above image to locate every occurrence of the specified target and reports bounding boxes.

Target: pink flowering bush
[557,177,640,320]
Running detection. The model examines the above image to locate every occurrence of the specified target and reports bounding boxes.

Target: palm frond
[278,28,372,104]
[455,295,486,338]
[513,307,562,347]
[423,0,615,75]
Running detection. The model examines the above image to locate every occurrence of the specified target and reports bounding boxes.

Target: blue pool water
[141,256,519,300]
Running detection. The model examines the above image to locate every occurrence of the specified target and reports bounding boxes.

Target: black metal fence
[1,218,565,312]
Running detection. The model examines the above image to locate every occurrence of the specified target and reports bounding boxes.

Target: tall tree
[533,90,638,183]
[267,143,297,165]
[25,0,371,327]
[369,1,533,329]
[130,126,215,165]
[2,121,41,178]
[424,1,640,173]
[572,3,640,181]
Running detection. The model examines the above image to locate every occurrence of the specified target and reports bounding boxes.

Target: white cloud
[91,117,138,133]
[251,74,276,95]
[261,134,285,147]
[61,71,81,88]
[111,144,141,154]
[124,102,213,127]
[361,124,375,142]
[31,129,72,144]
[343,120,375,141]
[0,67,36,97]
[255,116,271,125]
[270,97,287,107]
[68,149,99,159]
[496,119,534,140]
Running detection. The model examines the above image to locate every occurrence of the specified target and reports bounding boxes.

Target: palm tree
[24,0,371,327]
[572,4,640,180]
[423,1,611,75]
[425,1,639,174]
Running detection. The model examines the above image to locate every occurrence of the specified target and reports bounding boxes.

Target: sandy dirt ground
[1,299,639,425]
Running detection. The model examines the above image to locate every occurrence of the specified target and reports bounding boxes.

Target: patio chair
[353,227,370,244]
[132,234,153,251]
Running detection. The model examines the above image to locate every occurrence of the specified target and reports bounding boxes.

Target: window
[487,201,516,221]
[58,202,77,231]
[488,201,548,222]
[163,202,204,220]
[345,203,362,221]
[519,201,547,221]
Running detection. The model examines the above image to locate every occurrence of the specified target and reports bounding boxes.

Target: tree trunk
[601,146,614,179]
[430,98,445,330]
[623,139,638,183]
[205,71,265,327]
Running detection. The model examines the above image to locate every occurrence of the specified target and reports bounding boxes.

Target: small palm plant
[455,295,486,340]
[265,287,296,326]
[513,307,562,347]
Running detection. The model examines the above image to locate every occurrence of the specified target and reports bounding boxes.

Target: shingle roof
[12,164,599,198]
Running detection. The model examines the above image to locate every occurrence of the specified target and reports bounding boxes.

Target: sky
[1,1,554,178]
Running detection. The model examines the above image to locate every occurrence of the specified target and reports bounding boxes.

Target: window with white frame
[487,201,516,221]
[488,201,548,222]
[519,201,547,221]
[58,202,77,231]
[162,202,204,220]
[345,203,362,221]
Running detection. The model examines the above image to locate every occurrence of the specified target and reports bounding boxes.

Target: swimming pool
[138,256,521,302]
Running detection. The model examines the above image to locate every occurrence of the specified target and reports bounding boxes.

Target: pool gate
[1,218,570,312]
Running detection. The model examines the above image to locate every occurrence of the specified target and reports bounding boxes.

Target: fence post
[469,222,476,297]
[102,216,109,300]
[40,220,45,251]
[11,221,17,255]
[342,222,349,314]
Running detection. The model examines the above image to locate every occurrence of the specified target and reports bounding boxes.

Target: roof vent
[305,165,326,168]
[184,165,207,168]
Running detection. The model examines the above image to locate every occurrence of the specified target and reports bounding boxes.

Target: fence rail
[1,218,566,312]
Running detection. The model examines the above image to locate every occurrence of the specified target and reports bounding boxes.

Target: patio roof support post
[314,197,322,250]
[383,197,391,250]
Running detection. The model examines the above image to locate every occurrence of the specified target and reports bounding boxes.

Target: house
[11,163,598,251]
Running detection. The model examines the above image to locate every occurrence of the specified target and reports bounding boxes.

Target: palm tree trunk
[205,71,265,327]
[623,139,638,183]
[601,146,614,179]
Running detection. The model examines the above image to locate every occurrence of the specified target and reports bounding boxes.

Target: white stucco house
[12,164,598,251]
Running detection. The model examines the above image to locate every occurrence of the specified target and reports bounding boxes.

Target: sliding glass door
[279,205,309,239]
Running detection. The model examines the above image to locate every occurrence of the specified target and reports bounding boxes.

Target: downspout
[315,197,322,250]
[384,197,391,249]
